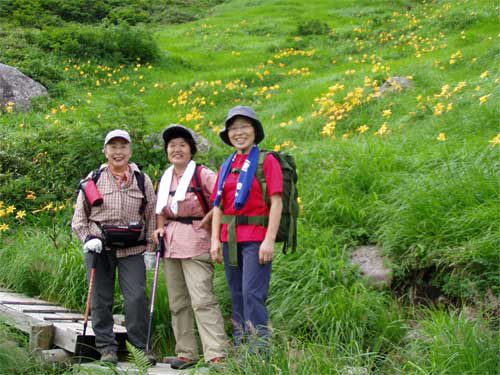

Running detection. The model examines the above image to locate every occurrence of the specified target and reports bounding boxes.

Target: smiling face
[167,137,192,167]
[228,116,256,154]
[104,138,132,172]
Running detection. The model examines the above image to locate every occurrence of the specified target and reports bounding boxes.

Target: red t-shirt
[212,153,283,242]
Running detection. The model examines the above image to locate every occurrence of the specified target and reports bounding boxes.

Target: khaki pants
[164,253,228,361]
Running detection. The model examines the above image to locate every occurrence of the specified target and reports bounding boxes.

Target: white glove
[83,238,103,253]
[144,252,156,271]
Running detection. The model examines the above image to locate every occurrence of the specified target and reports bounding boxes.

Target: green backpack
[256,150,299,252]
[222,150,299,266]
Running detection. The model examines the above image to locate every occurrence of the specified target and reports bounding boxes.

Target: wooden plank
[6,304,73,313]
[22,308,75,314]
[0,303,54,350]
[0,304,44,333]
[78,362,209,374]
[2,301,58,306]
[44,316,86,321]
[52,322,80,352]
[37,349,72,364]
[30,322,54,351]
[0,291,51,304]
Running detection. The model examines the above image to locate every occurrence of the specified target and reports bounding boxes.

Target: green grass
[0,0,499,373]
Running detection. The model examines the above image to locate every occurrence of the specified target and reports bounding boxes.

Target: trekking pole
[83,252,97,337]
[145,235,164,354]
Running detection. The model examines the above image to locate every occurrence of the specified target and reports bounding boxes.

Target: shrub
[30,23,160,63]
[297,19,330,36]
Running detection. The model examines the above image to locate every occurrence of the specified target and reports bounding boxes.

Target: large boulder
[379,76,412,96]
[0,63,48,111]
[351,245,392,289]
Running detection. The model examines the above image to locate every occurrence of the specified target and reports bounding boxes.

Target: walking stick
[145,235,164,354]
[77,252,97,363]
[83,252,97,337]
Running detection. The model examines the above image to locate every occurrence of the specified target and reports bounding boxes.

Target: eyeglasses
[228,124,253,132]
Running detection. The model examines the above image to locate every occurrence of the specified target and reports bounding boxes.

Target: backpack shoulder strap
[256,150,274,207]
[133,170,147,216]
[91,168,103,183]
[192,164,210,215]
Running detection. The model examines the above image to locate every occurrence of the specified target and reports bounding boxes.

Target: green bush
[297,19,330,36]
[29,24,160,63]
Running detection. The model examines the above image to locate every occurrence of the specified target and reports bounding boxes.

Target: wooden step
[0,289,127,356]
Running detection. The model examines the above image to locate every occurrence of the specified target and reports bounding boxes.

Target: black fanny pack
[100,223,146,248]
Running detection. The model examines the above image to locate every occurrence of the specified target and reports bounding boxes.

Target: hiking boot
[208,357,226,370]
[169,357,198,370]
[162,356,177,364]
[100,350,118,364]
[145,353,157,366]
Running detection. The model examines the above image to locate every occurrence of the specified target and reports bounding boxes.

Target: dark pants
[85,251,148,353]
[223,242,272,347]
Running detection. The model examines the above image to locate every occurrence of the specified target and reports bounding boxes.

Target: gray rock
[342,367,369,375]
[379,76,412,96]
[0,63,48,111]
[351,245,392,288]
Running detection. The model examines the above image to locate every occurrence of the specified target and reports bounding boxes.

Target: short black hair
[165,136,197,157]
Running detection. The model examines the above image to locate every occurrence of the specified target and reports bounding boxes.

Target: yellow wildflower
[434,103,444,116]
[6,205,15,214]
[26,191,36,200]
[382,109,392,118]
[375,123,389,136]
[296,116,304,123]
[357,125,369,134]
[43,202,54,211]
[0,209,5,218]
[0,201,3,209]
[480,71,489,79]
[273,145,282,152]
[488,134,500,147]
[479,95,491,105]
[437,133,446,141]
[0,223,9,232]
[16,210,26,219]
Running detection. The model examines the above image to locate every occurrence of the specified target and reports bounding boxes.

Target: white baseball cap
[104,129,131,146]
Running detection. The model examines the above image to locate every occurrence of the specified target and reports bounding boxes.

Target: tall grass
[386,309,498,374]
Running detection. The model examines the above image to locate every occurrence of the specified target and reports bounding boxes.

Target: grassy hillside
[0,0,498,374]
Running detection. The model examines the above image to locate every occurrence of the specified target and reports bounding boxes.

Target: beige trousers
[164,253,228,361]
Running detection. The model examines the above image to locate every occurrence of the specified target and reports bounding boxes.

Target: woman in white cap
[153,124,227,369]
[210,106,283,352]
[72,129,157,364]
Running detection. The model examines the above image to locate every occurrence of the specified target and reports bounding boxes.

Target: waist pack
[100,223,146,248]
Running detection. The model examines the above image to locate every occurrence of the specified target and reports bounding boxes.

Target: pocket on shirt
[90,188,117,220]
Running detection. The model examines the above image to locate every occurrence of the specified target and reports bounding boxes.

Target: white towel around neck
[155,160,196,215]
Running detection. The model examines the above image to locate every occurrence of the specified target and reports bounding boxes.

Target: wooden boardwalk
[0,289,126,357]
[0,289,207,374]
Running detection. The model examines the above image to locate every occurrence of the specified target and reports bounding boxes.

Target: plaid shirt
[72,163,156,258]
